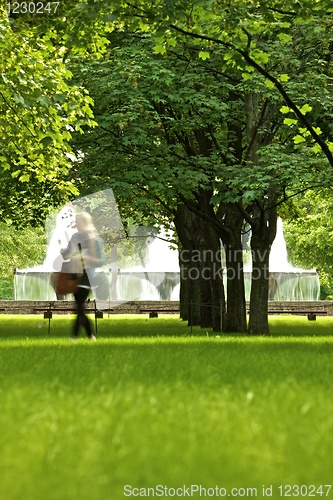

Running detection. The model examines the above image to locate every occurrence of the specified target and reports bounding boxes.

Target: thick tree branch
[169,24,333,168]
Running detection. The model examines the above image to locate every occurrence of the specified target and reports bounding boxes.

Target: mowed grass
[0,315,333,499]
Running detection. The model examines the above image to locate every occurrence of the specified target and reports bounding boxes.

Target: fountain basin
[13,269,180,301]
[14,268,319,302]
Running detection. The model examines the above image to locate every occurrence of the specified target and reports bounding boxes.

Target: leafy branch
[169,23,333,168]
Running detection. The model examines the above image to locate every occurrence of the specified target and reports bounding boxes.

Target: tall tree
[106,0,333,333]
[69,31,320,333]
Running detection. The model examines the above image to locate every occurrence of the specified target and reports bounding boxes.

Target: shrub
[0,223,46,298]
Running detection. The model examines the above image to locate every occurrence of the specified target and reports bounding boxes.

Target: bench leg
[43,311,53,333]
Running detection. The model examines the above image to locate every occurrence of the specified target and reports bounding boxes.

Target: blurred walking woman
[61,212,104,340]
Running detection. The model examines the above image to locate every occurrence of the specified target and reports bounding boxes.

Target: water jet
[14,211,319,302]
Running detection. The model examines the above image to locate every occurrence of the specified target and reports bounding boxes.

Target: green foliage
[0,170,68,227]
[68,2,333,220]
[3,1,333,221]
[70,32,294,210]
[0,9,98,223]
[70,33,234,220]
[0,223,46,298]
[283,190,333,298]
[0,278,12,299]
[109,0,333,172]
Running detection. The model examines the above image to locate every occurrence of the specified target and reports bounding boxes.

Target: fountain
[14,190,180,303]
[243,218,320,300]
[14,254,180,302]
[14,201,319,303]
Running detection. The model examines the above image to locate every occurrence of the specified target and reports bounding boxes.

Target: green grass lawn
[0,315,333,499]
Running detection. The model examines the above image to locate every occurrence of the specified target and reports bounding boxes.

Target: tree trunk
[248,237,270,335]
[202,219,226,331]
[243,92,279,334]
[222,204,247,332]
[193,198,226,331]
[174,203,226,330]
[175,205,208,326]
[248,207,277,335]
[179,254,202,325]
[179,253,190,321]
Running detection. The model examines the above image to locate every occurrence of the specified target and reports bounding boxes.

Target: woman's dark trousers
[73,285,93,338]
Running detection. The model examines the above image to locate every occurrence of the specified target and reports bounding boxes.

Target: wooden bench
[141,306,327,320]
[267,309,327,320]
[33,301,114,333]
[139,308,180,318]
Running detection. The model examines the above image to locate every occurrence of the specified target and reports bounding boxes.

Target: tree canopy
[0,5,98,225]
